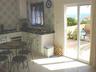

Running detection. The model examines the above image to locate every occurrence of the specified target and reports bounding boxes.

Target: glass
[65,6,78,59]
[79,5,91,62]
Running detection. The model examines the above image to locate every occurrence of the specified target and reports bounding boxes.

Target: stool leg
[26,60,30,72]
[22,62,25,69]
[7,60,10,72]
[16,63,20,72]
[9,54,12,62]
[10,63,15,72]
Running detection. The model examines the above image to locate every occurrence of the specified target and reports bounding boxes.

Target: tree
[67,17,77,26]
[81,16,91,24]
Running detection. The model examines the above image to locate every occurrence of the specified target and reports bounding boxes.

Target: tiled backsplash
[0,0,19,30]
[44,0,54,31]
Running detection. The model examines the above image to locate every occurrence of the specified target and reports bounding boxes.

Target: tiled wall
[0,0,19,29]
[0,0,54,31]
[43,0,54,31]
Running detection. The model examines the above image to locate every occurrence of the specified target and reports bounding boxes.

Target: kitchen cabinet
[0,31,54,56]
[40,34,54,55]
[0,32,22,43]
[22,32,54,55]
[28,33,54,55]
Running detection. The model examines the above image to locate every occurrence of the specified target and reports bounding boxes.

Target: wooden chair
[11,36,22,41]
[0,36,13,62]
[0,55,9,72]
[10,36,30,72]
[10,55,30,72]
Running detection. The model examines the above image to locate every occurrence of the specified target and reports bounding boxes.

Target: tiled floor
[29,56,96,72]
[1,51,96,72]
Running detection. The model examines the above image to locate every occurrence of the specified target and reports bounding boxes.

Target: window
[31,2,44,25]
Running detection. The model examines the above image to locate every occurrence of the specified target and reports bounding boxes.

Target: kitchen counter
[0,28,54,56]
[0,28,54,35]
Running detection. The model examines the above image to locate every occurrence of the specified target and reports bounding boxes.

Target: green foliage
[67,29,78,40]
[72,29,78,40]
[67,17,77,26]
[67,31,72,39]
[81,18,90,24]
[81,20,87,24]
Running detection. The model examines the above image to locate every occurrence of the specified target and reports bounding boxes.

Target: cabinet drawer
[9,32,22,37]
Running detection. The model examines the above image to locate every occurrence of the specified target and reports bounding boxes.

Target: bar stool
[10,36,22,56]
[18,37,33,58]
[0,37,13,61]
[10,36,22,41]
[9,37,30,72]
[0,55,9,72]
[0,49,12,61]
[10,55,30,72]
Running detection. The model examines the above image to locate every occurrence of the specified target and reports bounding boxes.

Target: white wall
[90,0,96,67]
[53,0,92,53]
[62,0,91,4]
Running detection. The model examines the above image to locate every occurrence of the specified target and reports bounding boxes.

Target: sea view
[67,13,90,21]
[66,6,91,21]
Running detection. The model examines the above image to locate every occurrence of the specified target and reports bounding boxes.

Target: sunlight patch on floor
[32,56,87,70]
[42,61,87,70]
[32,56,73,65]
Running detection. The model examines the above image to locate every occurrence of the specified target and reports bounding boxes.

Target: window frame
[30,2,44,26]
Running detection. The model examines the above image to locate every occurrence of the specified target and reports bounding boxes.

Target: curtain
[89,0,96,67]
[31,2,44,25]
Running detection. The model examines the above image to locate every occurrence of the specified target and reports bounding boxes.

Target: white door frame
[64,4,91,63]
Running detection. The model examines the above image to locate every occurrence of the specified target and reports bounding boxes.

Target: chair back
[26,37,33,50]
[11,36,22,41]
[0,36,9,52]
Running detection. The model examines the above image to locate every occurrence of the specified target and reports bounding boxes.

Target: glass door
[65,6,78,59]
[79,5,91,62]
[64,5,91,63]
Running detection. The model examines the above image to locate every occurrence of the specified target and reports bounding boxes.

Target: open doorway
[64,5,91,63]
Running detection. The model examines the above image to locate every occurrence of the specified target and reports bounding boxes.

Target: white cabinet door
[41,34,54,55]
[35,35,41,53]
[9,32,22,38]
[21,32,54,55]
[30,34,41,53]
[22,32,29,42]
[9,32,22,41]
[28,33,36,51]
[0,32,22,44]
[0,34,8,43]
